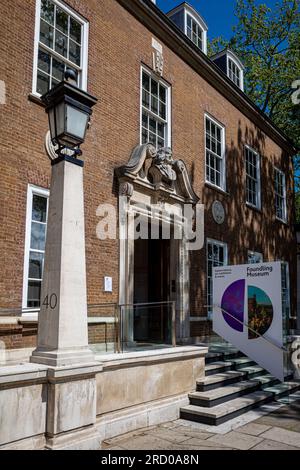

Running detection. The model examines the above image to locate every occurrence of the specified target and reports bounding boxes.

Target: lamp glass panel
[66,104,88,140]
[55,101,66,138]
[48,107,56,142]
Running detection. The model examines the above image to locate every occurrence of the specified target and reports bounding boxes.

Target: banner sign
[213,262,285,381]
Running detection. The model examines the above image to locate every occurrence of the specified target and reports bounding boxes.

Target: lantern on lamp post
[42,69,97,156]
[30,71,98,367]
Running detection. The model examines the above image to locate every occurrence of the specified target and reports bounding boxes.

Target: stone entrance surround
[0,346,207,450]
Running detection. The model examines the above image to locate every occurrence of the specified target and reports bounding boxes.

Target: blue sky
[157,0,279,41]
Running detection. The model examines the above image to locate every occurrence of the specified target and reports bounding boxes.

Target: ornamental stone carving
[115,144,199,204]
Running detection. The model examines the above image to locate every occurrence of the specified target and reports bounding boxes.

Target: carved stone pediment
[115,144,199,204]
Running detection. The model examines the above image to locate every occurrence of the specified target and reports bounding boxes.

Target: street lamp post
[30,70,98,367]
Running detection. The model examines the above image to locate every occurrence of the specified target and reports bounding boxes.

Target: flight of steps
[180,347,300,426]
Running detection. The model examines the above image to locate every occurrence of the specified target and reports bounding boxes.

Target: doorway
[133,224,174,344]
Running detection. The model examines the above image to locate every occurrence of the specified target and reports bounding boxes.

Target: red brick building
[0,0,297,353]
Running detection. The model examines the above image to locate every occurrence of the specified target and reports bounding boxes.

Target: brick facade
[0,0,297,349]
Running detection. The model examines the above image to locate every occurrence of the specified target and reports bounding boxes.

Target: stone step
[205,352,223,364]
[205,361,234,376]
[180,390,274,425]
[205,346,243,364]
[189,374,279,407]
[227,357,256,370]
[197,370,248,391]
[238,365,266,378]
[264,382,300,398]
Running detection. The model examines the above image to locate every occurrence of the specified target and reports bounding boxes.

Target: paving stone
[259,427,300,448]
[170,426,214,440]
[105,446,125,450]
[158,422,178,429]
[119,435,196,451]
[207,431,263,450]
[251,439,299,451]
[147,428,193,444]
[236,423,272,436]
[182,437,231,449]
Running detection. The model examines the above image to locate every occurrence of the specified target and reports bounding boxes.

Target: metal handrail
[210,304,287,352]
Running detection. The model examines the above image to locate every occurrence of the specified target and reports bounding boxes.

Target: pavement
[102,395,300,450]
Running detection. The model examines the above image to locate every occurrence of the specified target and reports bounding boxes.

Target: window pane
[55,30,68,58]
[157,138,164,148]
[69,39,81,66]
[37,70,50,95]
[38,49,51,74]
[41,0,54,25]
[30,222,46,251]
[160,102,166,120]
[27,281,42,308]
[149,117,156,134]
[56,7,68,35]
[142,112,148,128]
[151,79,158,97]
[29,252,44,279]
[159,85,166,103]
[142,72,150,91]
[142,90,150,108]
[70,17,81,44]
[142,128,148,144]
[52,57,65,81]
[157,122,164,138]
[32,195,47,222]
[151,96,158,114]
[40,19,54,48]
[149,132,156,146]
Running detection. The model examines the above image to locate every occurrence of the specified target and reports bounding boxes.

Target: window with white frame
[205,115,225,190]
[207,240,228,316]
[248,251,263,264]
[33,0,88,96]
[141,68,170,148]
[245,146,261,209]
[186,14,203,51]
[228,58,241,88]
[23,186,49,309]
[274,168,287,222]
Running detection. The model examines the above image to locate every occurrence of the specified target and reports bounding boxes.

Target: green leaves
[208,0,300,151]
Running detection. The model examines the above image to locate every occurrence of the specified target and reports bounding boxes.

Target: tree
[208,0,300,197]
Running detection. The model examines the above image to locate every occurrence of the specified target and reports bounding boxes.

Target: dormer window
[167,2,208,55]
[228,58,241,88]
[186,13,203,51]
[211,49,245,91]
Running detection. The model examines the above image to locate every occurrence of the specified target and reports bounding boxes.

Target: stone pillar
[31,155,94,367]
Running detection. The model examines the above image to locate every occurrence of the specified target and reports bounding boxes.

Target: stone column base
[45,425,101,450]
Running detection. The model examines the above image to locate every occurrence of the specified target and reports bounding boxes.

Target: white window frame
[274,167,287,223]
[22,184,49,314]
[227,56,244,91]
[205,113,226,191]
[140,65,171,148]
[245,145,261,210]
[248,251,263,264]
[207,239,228,317]
[32,0,89,97]
[184,10,207,54]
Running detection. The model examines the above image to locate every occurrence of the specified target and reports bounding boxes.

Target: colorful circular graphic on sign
[221,281,273,339]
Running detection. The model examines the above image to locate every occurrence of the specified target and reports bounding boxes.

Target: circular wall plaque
[212,200,225,225]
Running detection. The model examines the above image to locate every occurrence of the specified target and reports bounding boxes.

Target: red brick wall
[0,0,296,343]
